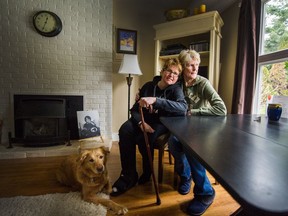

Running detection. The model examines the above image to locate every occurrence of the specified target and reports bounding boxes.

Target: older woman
[168,49,227,215]
[111,58,188,196]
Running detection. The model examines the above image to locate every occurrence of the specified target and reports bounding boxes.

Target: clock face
[33,11,62,37]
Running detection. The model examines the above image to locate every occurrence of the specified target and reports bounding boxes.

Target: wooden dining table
[160,114,288,216]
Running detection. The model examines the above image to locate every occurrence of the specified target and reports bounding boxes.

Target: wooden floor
[0,142,240,215]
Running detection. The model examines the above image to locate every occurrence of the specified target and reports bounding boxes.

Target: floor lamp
[118,54,142,119]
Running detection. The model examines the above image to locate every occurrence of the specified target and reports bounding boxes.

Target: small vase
[267,103,282,121]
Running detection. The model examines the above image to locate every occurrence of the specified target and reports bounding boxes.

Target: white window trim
[253,0,288,114]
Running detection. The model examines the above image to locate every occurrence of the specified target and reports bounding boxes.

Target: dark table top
[160,114,288,215]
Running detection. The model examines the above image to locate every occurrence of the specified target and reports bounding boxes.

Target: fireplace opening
[24,118,58,137]
[9,94,83,147]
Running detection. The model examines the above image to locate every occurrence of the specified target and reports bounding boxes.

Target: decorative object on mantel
[77,110,101,139]
[118,54,142,119]
[199,4,207,13]
[77,110,112,151]
[193,4,207,15]
[165,9,189,21]
[193,7,199,15]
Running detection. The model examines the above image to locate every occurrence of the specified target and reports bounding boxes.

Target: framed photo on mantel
[77,110,101,139]
[116,28,137,54]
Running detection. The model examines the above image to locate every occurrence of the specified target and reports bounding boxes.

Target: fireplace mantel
[9,94,84,147]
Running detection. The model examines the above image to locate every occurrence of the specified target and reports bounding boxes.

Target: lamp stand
[126,74,133,119]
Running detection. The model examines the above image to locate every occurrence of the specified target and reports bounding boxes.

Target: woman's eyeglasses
[165,69,179,77]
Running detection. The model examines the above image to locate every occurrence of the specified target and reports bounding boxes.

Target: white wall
[0,0,113,144]
[219,2,240,113]
[112,1,240,138]
[112,0,164,139]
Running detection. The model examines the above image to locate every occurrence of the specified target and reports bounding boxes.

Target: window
[253,0,288,114]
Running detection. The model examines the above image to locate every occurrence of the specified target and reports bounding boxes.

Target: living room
[0,0,239,215]
[0,0,240,147]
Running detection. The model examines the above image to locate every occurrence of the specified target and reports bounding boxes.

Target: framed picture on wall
[116,28,137,54]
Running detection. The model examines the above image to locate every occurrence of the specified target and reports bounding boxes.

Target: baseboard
[112,133,119,142]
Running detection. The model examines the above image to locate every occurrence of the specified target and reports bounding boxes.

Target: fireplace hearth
[9,94,84,147]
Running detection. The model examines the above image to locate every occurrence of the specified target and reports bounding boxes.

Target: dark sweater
[130,76,188,125]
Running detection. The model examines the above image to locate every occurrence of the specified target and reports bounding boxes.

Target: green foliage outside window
[259,0,288,114]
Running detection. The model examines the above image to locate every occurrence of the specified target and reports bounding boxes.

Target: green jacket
[181,75,227,116]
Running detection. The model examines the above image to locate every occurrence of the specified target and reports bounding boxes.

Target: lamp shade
[118,54,142,75]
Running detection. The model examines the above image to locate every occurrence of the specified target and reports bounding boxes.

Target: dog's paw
[113,205,128,215]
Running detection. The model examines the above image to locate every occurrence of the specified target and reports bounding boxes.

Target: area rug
[0,192,108,216]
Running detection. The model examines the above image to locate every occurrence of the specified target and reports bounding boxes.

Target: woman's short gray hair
[178,49,201,67]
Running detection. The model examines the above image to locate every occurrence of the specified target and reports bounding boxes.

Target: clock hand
[42,17,49,30]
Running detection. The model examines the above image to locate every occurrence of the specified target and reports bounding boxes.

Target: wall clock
[33,11,62,37]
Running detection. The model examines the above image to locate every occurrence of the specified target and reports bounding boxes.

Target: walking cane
[139,106,161,205]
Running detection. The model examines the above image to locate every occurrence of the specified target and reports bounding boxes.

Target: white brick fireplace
[0,0,113,145]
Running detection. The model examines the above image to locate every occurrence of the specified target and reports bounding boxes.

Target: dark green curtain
[231,0,261,114]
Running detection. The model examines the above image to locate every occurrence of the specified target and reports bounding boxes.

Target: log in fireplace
[9,94,83,147]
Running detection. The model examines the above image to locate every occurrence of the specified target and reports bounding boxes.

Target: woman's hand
[138,97,156,108]
[138,97,156,132]
[138,97,156,113]
[139,122,155,133]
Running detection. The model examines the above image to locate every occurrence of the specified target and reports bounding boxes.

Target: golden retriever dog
[56,147,128,215]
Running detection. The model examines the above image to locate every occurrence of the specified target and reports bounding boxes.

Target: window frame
[253,0,288,114]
